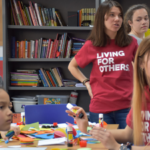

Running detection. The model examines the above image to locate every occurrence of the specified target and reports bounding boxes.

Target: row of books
[80,8,96,26]
[11,71,39,86]
[38,68,78,87]
[10,69,79,87]
[10,0,65,26]
[11,35,85,58]
[71,43,83,58]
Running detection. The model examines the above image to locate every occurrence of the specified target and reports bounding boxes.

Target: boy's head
[0,88,12,131]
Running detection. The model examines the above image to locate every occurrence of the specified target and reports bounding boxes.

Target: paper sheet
[38,137,67,146]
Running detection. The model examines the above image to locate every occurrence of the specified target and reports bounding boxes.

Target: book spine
[13,0,23,25]
[49,8,54,26]
[41,8,46,26]
[48,41,53,58]
[44,70,52,87]
[43,8,49,26]
[25,41,28,58]
[34,40,38,58]
[29,1,38,26]
[40,68,50,87]
[49,69,59,86]
[55,11,63,26]
[38,6,44,26]
[46,39,51,58]
[10,0,18,25]
[52,8,57,26]
[46,8,51,26]
[17,1,26,25]
[38,73,45,87]
[29,6,36,26]
[49,71,57,87]
[46,71,55,87]
[34,3,42,26]
[25,7,33,25]
[28,41,31,58]
[30,40,35,58]
[39,70,48,87]
[24,6,31,25]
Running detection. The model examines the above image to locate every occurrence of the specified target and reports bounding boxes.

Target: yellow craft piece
[40,128,53,131]
[55,128,67,137]
[19,125,25,130]
[145,29,150,37]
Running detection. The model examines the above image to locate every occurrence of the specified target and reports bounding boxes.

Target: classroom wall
[0,0,3,78]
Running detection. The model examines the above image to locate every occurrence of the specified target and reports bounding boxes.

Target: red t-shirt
[126,86,150,145]
[75,38,138,113]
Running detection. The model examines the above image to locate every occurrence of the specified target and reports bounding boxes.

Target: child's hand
[1,126,20,141]
[66,106,89,133]
[89,127,120,150]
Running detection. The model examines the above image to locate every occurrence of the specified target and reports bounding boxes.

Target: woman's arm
[109,125,133,143]
[68,57,87,82]
[68,57,93,98]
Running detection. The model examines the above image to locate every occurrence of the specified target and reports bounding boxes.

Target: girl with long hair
[124,4,149,45]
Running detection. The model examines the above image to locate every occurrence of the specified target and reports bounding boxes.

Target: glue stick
[67,126,73,147]
[99,114,103,127]
[66,103,84,118]
[21,112,25,125]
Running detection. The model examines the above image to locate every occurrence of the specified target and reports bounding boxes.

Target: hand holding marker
[66,103,84,118]
[5,131,15,144]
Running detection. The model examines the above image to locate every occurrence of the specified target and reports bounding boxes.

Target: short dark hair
[87,0,132,47]
[124,4,150,33]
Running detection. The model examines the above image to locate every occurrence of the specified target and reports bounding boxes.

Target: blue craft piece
[31,133,54,139]
[6,131,14,137]
[25,104,76,124]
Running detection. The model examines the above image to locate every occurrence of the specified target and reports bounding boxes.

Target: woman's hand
[1,126,20,141]
[85,81,93,98]
[89,127,121,150]
[66,106,89,133]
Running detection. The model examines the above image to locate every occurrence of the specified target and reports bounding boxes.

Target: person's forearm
[68,63,87,83]
[109,129,133,144]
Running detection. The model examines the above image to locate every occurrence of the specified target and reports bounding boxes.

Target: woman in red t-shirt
[66,36,150,149]
[68,0,138,129]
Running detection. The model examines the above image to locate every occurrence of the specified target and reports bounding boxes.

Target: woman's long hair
[133,36,150,145]
[87,0,132,47]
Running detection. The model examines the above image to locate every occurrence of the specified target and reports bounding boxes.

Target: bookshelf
[3,0,99,112]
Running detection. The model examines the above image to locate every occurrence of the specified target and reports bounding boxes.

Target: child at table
[66,37,150,149]
[0,88,20,140]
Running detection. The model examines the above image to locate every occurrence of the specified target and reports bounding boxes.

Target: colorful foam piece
[55,128,67,137]
[21,131,37,134]
[19,137,34,145]
[19,137,34,142]
[54,130,66,138]
[31,133,54,139]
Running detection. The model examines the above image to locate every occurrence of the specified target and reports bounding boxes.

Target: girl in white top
[124,4,150,45]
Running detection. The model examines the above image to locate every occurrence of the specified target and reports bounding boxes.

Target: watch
[82,78,90,85]
[119,144,127,150]
[119,143,132,150]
